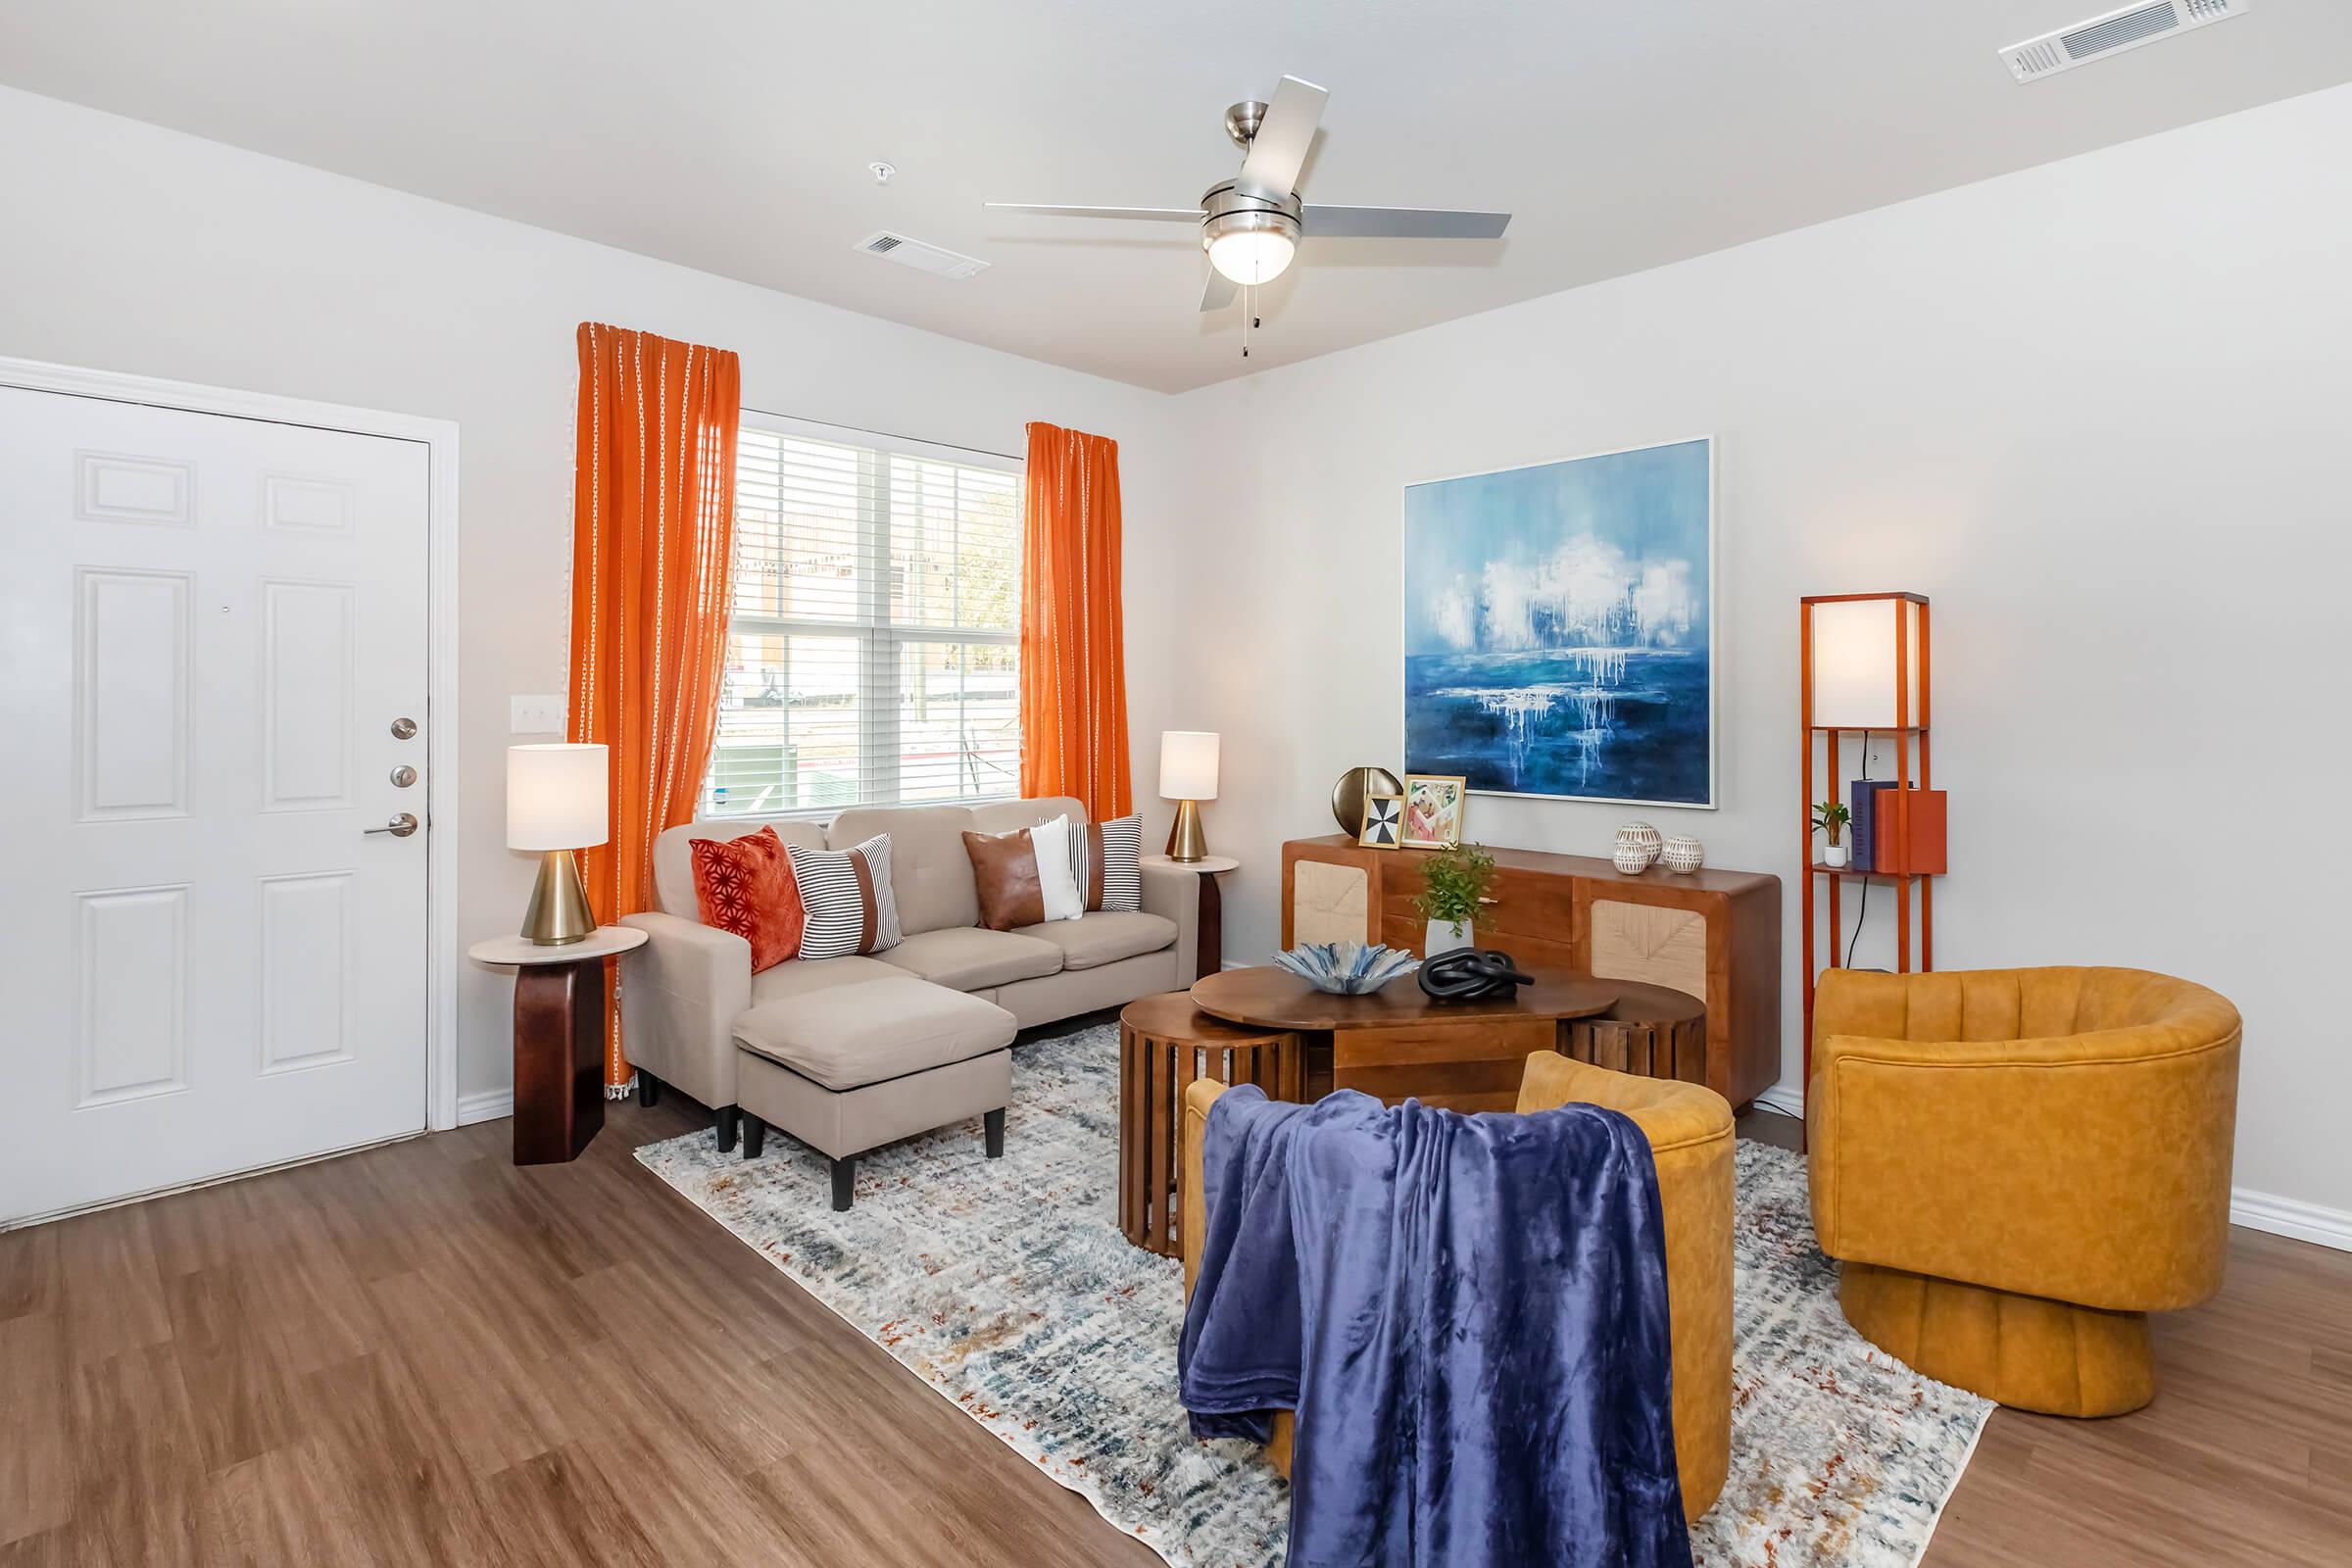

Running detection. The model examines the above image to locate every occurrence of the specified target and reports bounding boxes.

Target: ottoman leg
[830,1156,856,1211]
[984,1106,1006,1158]
[741,1114,765,1160]
[713,1104,740,1153]
[637,1072,661,1108]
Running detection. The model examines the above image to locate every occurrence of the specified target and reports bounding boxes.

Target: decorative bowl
[1273,941,1422,995]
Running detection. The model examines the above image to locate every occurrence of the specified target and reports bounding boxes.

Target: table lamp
[1159,730,1219,862]
[509,742,608,945]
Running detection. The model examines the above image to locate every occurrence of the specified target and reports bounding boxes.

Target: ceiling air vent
[854,230,989,280]
[2000,0,2249,82]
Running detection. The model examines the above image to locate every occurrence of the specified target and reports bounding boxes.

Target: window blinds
[704,418,1022,818]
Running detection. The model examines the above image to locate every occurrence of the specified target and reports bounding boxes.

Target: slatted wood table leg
[1117,998,1304,1257]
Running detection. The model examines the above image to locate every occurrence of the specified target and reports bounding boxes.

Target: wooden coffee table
[1190,964,1618,1114]
[1117,992,1302,1256]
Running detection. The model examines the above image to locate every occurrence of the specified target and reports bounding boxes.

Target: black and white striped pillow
[1084,814,1144,913]
[784,834,903,959]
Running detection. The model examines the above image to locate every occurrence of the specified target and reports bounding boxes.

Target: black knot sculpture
[1417,948,1534,1004]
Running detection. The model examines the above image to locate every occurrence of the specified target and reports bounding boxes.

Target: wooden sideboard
[1280,836,1782,1109]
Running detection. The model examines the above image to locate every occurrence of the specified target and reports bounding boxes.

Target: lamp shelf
[1806,723,1928,735]
[1800,591,1938,1148]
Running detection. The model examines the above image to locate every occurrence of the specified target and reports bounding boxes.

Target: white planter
[1425,919,1474,956]
[1823,841,1850,869]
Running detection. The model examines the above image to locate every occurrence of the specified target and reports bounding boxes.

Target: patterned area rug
[637,1022,1989,1567]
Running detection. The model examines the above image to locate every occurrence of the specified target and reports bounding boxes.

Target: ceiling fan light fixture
[1204,216,1298,285]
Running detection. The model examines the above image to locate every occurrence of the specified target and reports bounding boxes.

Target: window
[702,415,1023,817]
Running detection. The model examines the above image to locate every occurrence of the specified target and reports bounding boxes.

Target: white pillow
[1030,814,1086,923]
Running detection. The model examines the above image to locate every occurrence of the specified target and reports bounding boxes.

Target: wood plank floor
[2,1067,2347,1566]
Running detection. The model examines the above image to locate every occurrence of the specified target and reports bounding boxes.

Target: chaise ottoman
[733,977,1016,1209]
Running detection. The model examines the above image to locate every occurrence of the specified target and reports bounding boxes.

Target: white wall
[0,86,1198,1103]
[1170,83,2352,1216]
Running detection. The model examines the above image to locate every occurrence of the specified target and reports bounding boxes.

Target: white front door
[0,386,431,1226]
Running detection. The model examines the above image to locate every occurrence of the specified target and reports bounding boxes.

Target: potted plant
[1813,800,1852,868]
[1413,842,1497,956]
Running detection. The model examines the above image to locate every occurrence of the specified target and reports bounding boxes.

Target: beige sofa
[620,796,1197,1204]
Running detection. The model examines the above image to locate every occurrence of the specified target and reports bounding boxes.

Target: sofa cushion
[734,978,1016,1092]
[688,825,804,971]
[962,826,1047,931]
[1015,910,1177,971]
[653,815,825,918]
[829,805,977,936]
[748,954,904,1007]
[879,926,1063,990]
[786,834,903,958]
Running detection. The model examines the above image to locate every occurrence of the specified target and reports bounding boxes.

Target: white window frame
[710,410,1023,817]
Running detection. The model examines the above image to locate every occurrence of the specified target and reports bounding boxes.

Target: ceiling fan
[984,75,1511,321]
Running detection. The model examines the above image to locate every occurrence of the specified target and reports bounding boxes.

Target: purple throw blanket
[1179,1085,1691,1568]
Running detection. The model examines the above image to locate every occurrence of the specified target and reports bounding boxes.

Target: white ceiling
[6,2,2350,392]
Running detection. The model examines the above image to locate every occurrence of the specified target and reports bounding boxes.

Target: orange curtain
[568,322,741,1093]
[1019,422,1131,820]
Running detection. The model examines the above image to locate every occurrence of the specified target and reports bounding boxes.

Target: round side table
[468,924,647,1166]
[1117,990,1300,1256]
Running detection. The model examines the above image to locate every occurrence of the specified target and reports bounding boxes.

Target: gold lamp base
[1165,799,1209,862]
[520,849,598,945]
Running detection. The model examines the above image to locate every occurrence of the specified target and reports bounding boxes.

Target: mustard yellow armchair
[1807,966,2241,1417]
[1181,1055,1735,1523]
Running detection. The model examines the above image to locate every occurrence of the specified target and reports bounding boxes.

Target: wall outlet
[511,694,565,734]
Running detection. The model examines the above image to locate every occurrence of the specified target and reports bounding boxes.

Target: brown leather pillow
[963,827,1045,931]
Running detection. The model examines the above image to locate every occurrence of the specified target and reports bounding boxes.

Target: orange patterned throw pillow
[688,826,805,972]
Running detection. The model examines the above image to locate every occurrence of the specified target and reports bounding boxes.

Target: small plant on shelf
[1812,800,1852,868]
[1412,842,1497,954]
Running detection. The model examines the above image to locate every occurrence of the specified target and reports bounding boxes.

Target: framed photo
[1357,794,1404,850]
[1400,774,1466,850]
[1403,436,1716,809]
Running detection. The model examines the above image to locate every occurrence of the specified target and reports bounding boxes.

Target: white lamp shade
[507,743,610,850]
[1810,599,1923,730]
[1158,730,1220,801]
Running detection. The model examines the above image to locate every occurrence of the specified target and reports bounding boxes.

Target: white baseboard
[456,1088,514,1126]
[1739,1083,2351,1255]
[2230,1187,2352,1253]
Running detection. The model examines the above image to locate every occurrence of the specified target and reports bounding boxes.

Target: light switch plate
[511,694,565,735]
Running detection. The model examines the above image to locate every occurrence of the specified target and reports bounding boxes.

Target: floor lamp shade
[1158,730,1219,862]
[508,744,608,943]
[1807,597,1924,730]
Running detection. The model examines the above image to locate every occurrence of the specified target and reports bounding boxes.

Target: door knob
[390,717,417,740]
[366,812,420,838]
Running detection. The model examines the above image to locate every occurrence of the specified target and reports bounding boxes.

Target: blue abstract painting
[1403,438,1713,808]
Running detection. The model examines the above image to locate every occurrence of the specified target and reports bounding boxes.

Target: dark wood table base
[1117,993,1300,1256]
[1561,979,1710,1088]
[512,957,607,1165]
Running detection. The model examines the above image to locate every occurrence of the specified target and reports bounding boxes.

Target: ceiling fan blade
[1236,74,1328,199]
[1200,269,1237,313]
[1302,204,1512,240]
[983,203,1201,221]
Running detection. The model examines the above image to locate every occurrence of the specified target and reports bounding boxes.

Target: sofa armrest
[618,911,753,1110]
[1808,1023,2239,1310]
[1140,862,1200,979]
